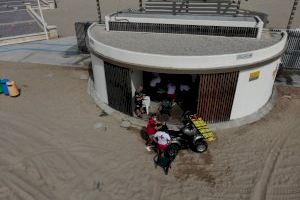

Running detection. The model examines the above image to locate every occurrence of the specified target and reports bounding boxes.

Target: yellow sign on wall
[249,71,260,81]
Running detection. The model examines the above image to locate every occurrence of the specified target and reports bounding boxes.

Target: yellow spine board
[191,118,216,141]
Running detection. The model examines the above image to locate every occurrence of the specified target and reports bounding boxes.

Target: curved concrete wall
[88,24,287,73]
[91,54,281,122]
[230,59,280,120]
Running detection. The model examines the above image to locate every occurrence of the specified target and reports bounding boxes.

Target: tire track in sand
[250,124,299,200]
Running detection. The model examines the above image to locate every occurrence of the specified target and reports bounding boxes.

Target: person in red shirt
[145,113,162,151]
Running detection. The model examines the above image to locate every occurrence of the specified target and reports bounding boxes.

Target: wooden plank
[197,72,239,123]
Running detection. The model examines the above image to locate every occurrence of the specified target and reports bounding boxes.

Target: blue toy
[1,79,9,96]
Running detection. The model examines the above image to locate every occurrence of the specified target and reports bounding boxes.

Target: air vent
[105,12,264,39]
[108,21,259,38]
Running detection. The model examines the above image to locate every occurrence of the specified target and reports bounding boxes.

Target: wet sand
[0,61,300,200]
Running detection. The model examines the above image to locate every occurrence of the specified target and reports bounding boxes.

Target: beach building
[88,10,287,123]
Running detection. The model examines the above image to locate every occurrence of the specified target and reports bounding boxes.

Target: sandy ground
[0,61,300,200]
[44,0,137,37]
[43,0,300,37]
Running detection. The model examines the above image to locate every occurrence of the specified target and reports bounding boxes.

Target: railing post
[96,0,102,23]
[186,0,189,13]
[139,0,143,11]
[172,1,176,15]
[236,0,242,15]
[287,0,299,29]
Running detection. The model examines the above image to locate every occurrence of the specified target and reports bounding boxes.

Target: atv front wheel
[194,140,208,153]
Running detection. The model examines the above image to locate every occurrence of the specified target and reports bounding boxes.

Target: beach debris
[120,120,131,128]
[282,95,292,100]
[94,179,103,192]
[99,111,108,117]
[45,73,54,78]
[93,122,107,131]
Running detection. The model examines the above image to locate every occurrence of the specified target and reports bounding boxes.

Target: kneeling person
[153,131,171,155]
[146,113,162,148]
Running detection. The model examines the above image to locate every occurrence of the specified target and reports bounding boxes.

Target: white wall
[230,59,281,120]
[91,54,108,104]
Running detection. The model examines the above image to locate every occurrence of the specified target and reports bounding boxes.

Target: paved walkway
[276,69,300,87]
[0,36,90,67]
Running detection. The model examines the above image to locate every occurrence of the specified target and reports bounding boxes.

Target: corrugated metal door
[104,62,133,116]
[197,72,239,123]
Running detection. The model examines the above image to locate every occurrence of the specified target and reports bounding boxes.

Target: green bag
[0,79,3,94]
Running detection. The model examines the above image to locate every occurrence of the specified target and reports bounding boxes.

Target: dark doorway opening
[143,72,200,122]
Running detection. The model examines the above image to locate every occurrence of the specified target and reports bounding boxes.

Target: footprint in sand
[0,186,10,199]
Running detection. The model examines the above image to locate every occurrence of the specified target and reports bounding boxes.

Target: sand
[43,0,300,37]
[0,61,300,200]
[43,0,138,37]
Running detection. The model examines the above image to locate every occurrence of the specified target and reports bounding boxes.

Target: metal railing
[281,29,300,70]
[144,0,240,15]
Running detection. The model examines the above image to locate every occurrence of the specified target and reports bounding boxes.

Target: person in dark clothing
[159,97,173,116]
[134,86,145,117]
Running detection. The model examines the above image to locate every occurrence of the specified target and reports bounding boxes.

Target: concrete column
[47,25,58,39]
[48,0,56,9]
[91,54,108,104]
[131,69,143,97]
[24,2,31,9]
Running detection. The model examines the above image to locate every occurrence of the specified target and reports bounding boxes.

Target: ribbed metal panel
[104,62,133,116]
[197,72,239,123]
[109,22,258,38]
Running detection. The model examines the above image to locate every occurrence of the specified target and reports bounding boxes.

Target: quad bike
[152,119,208,175]
[152,115,208,156]
[164,119,208,157]
[151,112,212,174]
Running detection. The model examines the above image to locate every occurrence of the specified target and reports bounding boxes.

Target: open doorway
[143,72,199,122]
